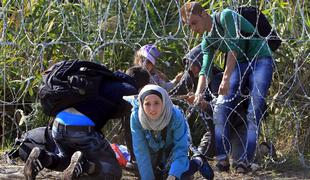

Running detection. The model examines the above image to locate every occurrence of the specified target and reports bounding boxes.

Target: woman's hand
[166,175,176,180]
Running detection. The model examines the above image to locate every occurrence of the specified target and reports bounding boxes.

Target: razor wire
[0,0,309,169]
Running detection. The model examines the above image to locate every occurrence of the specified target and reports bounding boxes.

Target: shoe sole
[63,151,83,180]
[235,162,250,174]
[24,147,42,180]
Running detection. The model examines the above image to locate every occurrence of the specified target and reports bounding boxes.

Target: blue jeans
[213,56,273,163]
[45,122,122,179]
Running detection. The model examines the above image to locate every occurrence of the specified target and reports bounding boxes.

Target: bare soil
[0,157,309,180]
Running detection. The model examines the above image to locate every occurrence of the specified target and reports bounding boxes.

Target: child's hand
[185,93,195,104]
[199,99,210,111]
[174,72,184,83]
[172,72,184,84]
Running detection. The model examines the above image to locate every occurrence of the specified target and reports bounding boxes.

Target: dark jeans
[198,111,247,163]
[44,122,122,179]
[121,116,135,161]
[213,57,273,163]
[198,117,216,159]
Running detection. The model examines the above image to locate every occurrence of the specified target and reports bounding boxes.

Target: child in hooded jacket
[134,44,182,91]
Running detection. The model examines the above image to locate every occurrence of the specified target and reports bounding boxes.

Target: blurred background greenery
[0,0,309,169]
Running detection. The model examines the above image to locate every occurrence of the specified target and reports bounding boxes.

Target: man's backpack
[39,60,134,117]
[216,6,282,52]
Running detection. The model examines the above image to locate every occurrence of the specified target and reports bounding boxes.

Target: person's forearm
[222,51,237,82]
[195,75,207,95]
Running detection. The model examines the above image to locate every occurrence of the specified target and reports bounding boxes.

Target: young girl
[130,84,213,180]
[134,44,182,91]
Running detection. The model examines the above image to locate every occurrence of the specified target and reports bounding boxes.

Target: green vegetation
[0,0,309,168]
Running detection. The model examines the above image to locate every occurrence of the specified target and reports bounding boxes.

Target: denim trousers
[46,123,122,180]
[213,56,273,163]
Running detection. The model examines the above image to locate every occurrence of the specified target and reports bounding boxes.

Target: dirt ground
[0,157,309,180]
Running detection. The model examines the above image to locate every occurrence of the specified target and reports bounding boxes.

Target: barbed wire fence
[0,0,309,169]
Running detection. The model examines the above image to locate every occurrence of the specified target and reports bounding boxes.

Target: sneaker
[215,160,230,172]
[63,151,86,180]
[24,147,44,180]
[235,161,251,174]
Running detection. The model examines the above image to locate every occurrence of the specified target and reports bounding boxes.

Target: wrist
[195,93,204,101]
[195,88,204,96]
[195,92,201,97]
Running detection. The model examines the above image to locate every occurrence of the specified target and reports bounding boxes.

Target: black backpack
[216,6,282,52]
[39,60,134,117]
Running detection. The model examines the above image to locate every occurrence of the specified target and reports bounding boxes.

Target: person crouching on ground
[130,84,213,180]
[23,65,150,180]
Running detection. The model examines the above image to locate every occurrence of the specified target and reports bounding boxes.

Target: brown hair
[133,51,144,66]
[133,51,169,81]
[180,2,204,22]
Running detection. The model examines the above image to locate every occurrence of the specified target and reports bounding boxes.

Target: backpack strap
[215,10,252,62]
[215,12,224,33]
[161,126,168,144]
[155,126,169,171]
[214,12,228,68]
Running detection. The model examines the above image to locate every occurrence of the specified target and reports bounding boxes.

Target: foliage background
[0,0,309,168]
